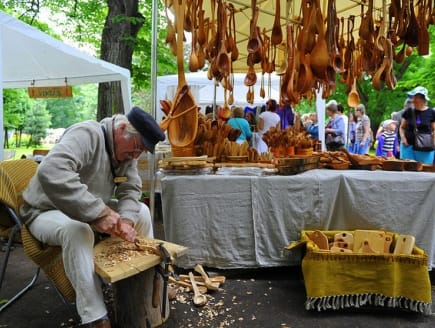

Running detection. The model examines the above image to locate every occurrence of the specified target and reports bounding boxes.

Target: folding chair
[0,159,74,313]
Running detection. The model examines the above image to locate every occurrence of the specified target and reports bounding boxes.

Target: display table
[160,169,435,269]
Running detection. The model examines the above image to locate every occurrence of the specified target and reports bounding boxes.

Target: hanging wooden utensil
[197,0,206,46]
[247,7,262,55]
[310,6,329,79]
[417,0,430,55]
[405,0,420,47]
[359,0,375,41]
[347,77,360,108]
[161,0,198,151]
[229,3,239,61]
[271,0,283,46]
[188,0,199,72]
[275,0,290,76]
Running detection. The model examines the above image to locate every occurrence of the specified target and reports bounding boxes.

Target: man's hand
[92,207,121,234]
[112,219,137,243]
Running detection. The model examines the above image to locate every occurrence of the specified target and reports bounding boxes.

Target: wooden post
[112,266,169,328]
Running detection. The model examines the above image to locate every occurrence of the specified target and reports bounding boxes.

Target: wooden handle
[152,271,160,308]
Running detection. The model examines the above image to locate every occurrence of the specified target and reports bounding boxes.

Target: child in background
[381,120,398,157]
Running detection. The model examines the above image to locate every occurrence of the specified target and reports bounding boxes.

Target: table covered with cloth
[160,169,435,270]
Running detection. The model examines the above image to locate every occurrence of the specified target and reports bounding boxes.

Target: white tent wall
[156,71,280,123]
[0,11,132,160]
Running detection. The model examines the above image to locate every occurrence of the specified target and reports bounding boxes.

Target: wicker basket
[171,144,195,157]
[296,147,313,156]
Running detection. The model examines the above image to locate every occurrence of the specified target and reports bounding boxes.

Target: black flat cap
[126,107,165,154]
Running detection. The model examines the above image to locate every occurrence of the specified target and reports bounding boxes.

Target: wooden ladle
[347,77,360,108]
[194,264,219,291]
[271,0,282,46]
[161,0,198,148]
[189,272,207,306]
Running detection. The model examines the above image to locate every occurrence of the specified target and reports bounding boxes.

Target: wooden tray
[215,162,276,168]
[94,237,187,283]
[403,160,423,171]
[383,160,405,171]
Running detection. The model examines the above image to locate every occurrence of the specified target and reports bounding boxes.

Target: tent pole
[213,78,217,120]
[149,0,159,224]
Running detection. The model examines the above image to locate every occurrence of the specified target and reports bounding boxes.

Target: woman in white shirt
[255,99,281,153]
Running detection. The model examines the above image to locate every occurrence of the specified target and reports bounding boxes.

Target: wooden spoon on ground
[189,272,207,306]
[194,264,220,291]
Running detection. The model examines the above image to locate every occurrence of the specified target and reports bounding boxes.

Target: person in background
[392,98,413,158]
[348,111,357,153]
[256,99,281,153]
[227,107,252,144]
[244,111,257,132]
[306,112,319,140]
[375,119,398,157]
[205,105,214,120]
[325,100,345,151]
[19,107,165,328]
[353,104,371,154]
[337,103,348,146]
[399,86,435,164]
[277,103,294,130]
[301,113,311,129]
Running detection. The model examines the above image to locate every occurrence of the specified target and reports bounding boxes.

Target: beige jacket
[20,116,143,225]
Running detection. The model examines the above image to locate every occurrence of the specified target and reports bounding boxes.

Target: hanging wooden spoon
[197,0,206,46]
[310,6,329,79]
[271,0,283,46]
[162,0,198,149]
[347,77,360,108]
[188,0,199,72]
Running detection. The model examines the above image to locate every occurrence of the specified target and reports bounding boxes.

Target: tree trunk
[112,267,169,328]
[97,0,144,120]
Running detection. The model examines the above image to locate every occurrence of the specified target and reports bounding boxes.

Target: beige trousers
[28,202,153,324]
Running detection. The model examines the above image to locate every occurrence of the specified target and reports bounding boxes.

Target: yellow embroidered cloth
[287,230,432,314]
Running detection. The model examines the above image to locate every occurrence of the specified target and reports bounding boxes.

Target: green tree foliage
[3,89,30,148]
[45,85,98,128]
[23,100,52,147]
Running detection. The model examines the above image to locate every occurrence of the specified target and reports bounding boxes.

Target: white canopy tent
[0,10,132,160]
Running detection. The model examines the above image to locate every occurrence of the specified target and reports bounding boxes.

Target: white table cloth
[161,169,435,269]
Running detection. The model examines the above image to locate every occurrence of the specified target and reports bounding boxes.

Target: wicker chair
[0,159,74,312]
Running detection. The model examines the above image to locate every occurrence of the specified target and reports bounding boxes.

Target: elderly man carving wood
[20,107,165,328]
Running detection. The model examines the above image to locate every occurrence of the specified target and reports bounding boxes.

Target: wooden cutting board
[308,230,329,250]
[393,235,415,255]
[94,237,187,283]
[353,230,385,253]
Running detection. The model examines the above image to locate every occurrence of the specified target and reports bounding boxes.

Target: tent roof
[0,10,131,110]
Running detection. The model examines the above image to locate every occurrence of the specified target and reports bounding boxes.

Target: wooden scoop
[169,275,207,294]
[164,0,198,148]
[189,272,207,306]
[194,264,219,290]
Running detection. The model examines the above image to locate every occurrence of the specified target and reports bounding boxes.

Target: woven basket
[21,225,75,302]
[296,147,313,156]
[171,144,195,157]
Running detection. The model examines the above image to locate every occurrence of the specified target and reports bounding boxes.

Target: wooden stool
[94,237,187,328]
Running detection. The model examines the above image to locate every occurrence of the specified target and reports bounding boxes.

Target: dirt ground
[1,212,435,328]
